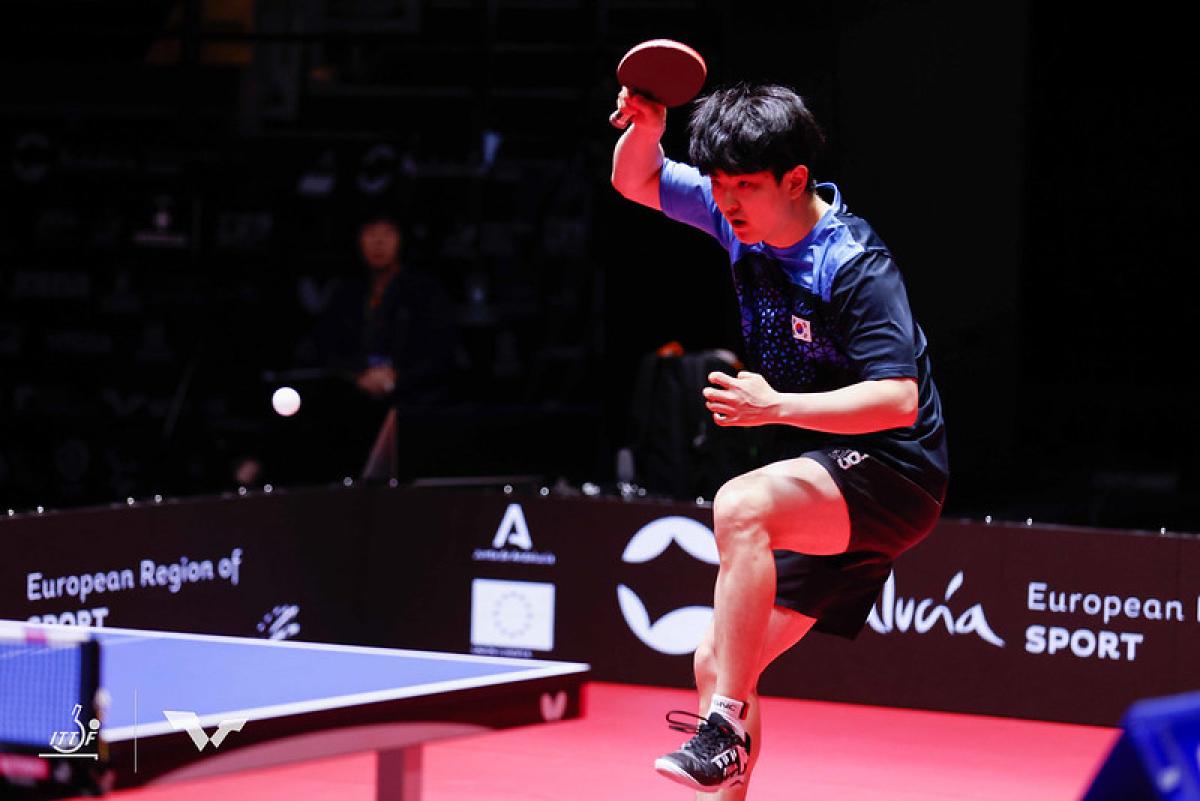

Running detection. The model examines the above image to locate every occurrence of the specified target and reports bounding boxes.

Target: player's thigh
[713,456,850,556]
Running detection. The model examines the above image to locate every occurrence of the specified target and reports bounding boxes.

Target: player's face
[709,170,797,245]
[359,221,401,270]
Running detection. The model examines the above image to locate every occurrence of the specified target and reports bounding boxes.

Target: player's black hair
[688,83,825,189]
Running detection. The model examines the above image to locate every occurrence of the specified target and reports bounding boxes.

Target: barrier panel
[3,486,1197,725]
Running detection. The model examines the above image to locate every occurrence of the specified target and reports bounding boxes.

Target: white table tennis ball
[271,386,301,417]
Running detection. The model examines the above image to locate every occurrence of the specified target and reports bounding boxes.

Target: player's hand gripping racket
[609,39,707,130]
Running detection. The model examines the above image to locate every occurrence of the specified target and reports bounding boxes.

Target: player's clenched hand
[703,371,781,427]
[615,88,666,136]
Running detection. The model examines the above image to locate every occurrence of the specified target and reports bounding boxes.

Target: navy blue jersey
[660,159,948,500]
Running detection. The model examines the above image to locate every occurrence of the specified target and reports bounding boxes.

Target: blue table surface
[92,631,552,733]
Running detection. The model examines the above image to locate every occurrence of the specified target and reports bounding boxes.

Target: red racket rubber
[609,39,707,130]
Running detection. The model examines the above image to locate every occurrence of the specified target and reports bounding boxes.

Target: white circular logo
[617,516,718,655]
[492,590,535,639]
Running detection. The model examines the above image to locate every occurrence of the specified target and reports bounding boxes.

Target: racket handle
[609,108,632,130]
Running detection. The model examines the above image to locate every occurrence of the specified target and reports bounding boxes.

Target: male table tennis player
[611,82,949,796]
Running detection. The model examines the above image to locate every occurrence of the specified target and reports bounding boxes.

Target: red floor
[102,682,1119,801]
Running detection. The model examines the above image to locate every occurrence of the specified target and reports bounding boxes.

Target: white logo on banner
[473,504,555,565]
[39,704,101,760]
[470,578,555,651]
[540,691,567,722]
[493,504,532,550]
[867,571,1005,648]
[617,516,719,656]
[256,604,301,640]
[163,711,248,752]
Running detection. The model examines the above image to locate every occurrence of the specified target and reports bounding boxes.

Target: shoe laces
[665,710,738,760]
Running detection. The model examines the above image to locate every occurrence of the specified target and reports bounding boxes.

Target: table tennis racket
[609,39,707,130]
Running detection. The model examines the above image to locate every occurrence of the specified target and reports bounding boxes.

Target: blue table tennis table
[0,622,589,800]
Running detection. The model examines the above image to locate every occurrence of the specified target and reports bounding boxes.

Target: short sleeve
[828,252,919,382]
[658,159,733,250]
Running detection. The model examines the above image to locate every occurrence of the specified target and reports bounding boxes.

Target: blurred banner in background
[4,485,1198,727]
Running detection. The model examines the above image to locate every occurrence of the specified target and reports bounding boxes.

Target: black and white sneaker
[654,711,751,791]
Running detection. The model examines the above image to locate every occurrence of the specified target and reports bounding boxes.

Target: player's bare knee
[713,479,773,549]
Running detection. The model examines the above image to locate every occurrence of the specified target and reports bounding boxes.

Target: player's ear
[786,165,809,198]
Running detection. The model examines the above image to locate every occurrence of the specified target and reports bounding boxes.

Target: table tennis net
[0,632,99,751]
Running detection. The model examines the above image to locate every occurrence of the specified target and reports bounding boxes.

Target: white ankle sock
[707,694,748,738]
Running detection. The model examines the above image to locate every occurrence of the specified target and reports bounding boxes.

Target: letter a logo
[492,503,533,551]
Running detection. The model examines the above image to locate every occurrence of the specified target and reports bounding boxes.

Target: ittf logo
[791,315,813,342]
[40,704,101,760]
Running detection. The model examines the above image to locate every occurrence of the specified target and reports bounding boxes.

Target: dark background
[1,1,1195,531]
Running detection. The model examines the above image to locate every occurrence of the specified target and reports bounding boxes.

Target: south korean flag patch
[791,315,813,343]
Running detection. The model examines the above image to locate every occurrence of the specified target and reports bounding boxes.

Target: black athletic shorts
[772,447,944,639]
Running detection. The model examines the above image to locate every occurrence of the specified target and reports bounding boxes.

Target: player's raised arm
[610,89,667,210]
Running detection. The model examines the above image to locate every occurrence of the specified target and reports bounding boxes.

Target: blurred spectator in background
[313,211,457,405]
[285,210,459,482]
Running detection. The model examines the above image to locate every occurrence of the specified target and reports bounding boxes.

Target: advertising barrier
[3,486,1197,726]
[1,490,369,643]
